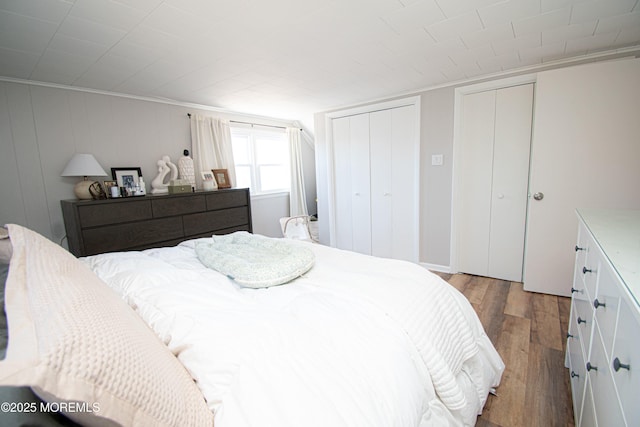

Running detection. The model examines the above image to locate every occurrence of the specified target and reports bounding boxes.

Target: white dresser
[567,209,640,427]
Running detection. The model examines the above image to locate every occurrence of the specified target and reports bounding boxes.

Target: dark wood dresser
[61,188,252,257]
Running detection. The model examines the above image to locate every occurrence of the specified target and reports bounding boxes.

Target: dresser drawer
[205,190,249,210]
[82,217,184,255]
[567,301,587,426]
[573,223,590,287]
[611,297,640,427]
[593,262,622,359]
[581,380,597,427]
[587,329,625,427]
[152,195,206,217]
[573,287,594,353]
[183,207,250,236]
[582,244,599,305]
[78,199,152,227]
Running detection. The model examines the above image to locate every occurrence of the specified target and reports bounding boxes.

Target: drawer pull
[570,371,579,378]
[613,357,630,372]
[582,266,593,274]
[593,299,606,309]
[577,317,587,325]
[567,332,574,339]
[571,287,580,293]
[586,362,597,372]
[575,245,585,252]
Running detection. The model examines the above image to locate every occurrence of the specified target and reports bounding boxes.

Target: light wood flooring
[433,272,574,427]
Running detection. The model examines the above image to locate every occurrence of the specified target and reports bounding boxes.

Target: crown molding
[0,76,298,126]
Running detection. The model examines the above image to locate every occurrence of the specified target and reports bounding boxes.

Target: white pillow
[195,232,315,288]
[0,224,214,427]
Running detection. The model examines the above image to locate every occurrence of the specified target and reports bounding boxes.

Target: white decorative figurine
[151,155,179,194]
[164,155,178,182]
[178,149,196,190]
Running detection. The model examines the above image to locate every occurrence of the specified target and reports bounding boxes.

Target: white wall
[0,81,316,244]
[251,194,290,237]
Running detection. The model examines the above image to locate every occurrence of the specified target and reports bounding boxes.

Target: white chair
[279,216,315,242]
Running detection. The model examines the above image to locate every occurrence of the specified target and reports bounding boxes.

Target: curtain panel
[287,127,308,217]
[190,114,236,190]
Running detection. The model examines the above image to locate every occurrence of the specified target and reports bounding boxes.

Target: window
[231,126,290,195]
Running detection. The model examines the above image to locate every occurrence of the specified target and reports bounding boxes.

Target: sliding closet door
[458,84,533,282]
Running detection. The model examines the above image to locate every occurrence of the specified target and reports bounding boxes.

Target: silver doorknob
[533,192,544,201]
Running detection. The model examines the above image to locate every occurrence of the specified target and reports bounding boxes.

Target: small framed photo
[103,180,118,198]
[111,167,142,189]
[212,169,231,189]
[201,171,214,181]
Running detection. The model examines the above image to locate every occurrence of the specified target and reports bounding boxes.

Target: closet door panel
[390,105,418,262]
[488,84,533,282]
[349,113,372,255]
[370,109,393,258]
[458,90,496,277]
[332,116,354,251]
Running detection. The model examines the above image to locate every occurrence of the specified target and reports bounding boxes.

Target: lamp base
[74,179,95,200]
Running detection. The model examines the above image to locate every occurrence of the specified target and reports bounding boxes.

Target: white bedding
[82,236,504,427]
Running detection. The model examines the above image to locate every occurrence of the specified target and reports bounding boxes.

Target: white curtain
[287,126,308,216]
[190,114,236,189]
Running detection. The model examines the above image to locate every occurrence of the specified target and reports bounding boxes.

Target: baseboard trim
[420,262,451,273]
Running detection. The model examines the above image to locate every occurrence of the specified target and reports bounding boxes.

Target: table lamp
[61,153,108,199]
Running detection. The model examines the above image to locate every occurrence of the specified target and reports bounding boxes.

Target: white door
[523,59,640,295]
[458,84,533,282]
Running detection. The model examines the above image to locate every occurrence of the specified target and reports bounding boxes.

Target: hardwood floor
[433,272,575,427]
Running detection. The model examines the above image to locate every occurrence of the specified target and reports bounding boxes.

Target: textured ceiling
[1,0,639,125]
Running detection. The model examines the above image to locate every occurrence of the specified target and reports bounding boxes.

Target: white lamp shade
[61,153,107,177]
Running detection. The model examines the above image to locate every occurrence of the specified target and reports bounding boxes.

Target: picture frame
[111,167,142,189]
[201,171,214,181]
[212,169,231,189]
[103,180,118,198]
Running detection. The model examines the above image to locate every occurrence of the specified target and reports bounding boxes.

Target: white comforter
[82,237,504,427]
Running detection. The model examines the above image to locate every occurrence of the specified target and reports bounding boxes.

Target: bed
[0,224,504,426]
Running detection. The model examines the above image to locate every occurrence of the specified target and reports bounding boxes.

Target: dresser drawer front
[574,291,594,353]
[78,200,152,227]
[593,263,622,359]
[582,244,599,305]
[588,329,626,427]
[205,191,249,210]
[567,301,587,426]
[183,207,250,236]
[152,195,206,217]
[574,223,590,284]
[581,381,597,427]
[612,298,640,427]
[82,217,184,255]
